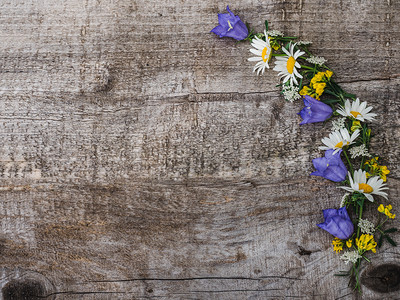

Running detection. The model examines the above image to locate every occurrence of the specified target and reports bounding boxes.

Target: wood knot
[361,263,400,293]
[79,61,115,94]
[1,269,55,300]
[2,279,45,300]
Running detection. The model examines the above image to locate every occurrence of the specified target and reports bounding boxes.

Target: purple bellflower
[311,149,347,182]
[298,95,333,125]
[210,6,248,41]
[317,207,354,240]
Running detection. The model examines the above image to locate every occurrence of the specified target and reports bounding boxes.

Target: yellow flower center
[261,47,270,62]
[359,183,373,193]
[335,141,343,148]
[286,56,295,74]
[350,111,361,118]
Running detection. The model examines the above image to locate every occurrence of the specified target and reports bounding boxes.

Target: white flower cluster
[358,219,375,235]
[266,30,283,37]
[340,193,350,207]
[297,40,312,45]
[331,117,347,131]
[282,84,301,102]
[349,144,371,159]
[340,250,362,264]
[306,55,327,66]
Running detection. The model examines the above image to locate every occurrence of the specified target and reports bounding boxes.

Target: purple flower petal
[322,208,339,220]
[298,95,333,125]
[211,6,248,41]
[210,25,226,36]
[311,149,347,182]
[317,207,354,240]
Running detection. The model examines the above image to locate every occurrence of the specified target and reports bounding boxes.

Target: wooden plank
[0,0,399,299]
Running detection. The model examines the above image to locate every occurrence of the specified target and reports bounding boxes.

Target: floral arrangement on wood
[211,6,397,292]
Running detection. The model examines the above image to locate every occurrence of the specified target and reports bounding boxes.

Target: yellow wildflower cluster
[332,237,344,253]
[350,120,361,133]
[378,204,396,219]
[365,157,390,182]
[270,39,281,51]
[356,234,377,253]
[299,70,333,100]
[346,239,352,248]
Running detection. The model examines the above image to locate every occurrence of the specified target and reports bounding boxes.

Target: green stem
[354,259,362,292]
[362,255,370,263]
[357,198,365,238]
[343,149,354,174]
[300,65,314,70]
[376,216,389,232]
[279,36,298,40]
[301,47,313,56]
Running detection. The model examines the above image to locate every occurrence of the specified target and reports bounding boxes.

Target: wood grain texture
[0,0,399,299]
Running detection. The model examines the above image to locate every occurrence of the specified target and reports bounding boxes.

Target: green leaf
[385,235,397,247]
[384,228,398,233]
[334,271,350,277]
[378,235,383,248]
[264,20,268,31]
[321,98,341,104]
[343,92,356,99]
[323,90,339,97]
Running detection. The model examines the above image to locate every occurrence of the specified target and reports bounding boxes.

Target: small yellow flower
[299,86,312,96]
[380,166,390,182]
[301,71,332,100]
[356,234,377,253]
[332,237,344,253]
[325,70,333,79]
[364,157,390,182]
[314,82,326,97]
[346,239,352,248]
[351,120,361,132]
[271,42,281,51]
[378,204,396,219]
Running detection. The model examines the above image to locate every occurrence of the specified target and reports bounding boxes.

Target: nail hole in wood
[361,263,400,293]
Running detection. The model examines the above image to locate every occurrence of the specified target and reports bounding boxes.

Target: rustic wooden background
[0,0,399,299]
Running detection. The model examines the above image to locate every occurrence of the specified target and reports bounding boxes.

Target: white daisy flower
[319,128,360,154]
[339,169,388,202]
[337,98,377,122]
[248,31,272,75]
[273,42,305,85]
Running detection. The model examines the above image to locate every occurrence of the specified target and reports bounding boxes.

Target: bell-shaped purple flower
[317,207,354,240]
[298,95,333,125]
[210,6,248,41]
[311,149,347,182]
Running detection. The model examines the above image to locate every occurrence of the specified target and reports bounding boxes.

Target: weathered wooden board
[0,0,399,299]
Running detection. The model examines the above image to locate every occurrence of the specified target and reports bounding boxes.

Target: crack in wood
[81,275,304,284]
